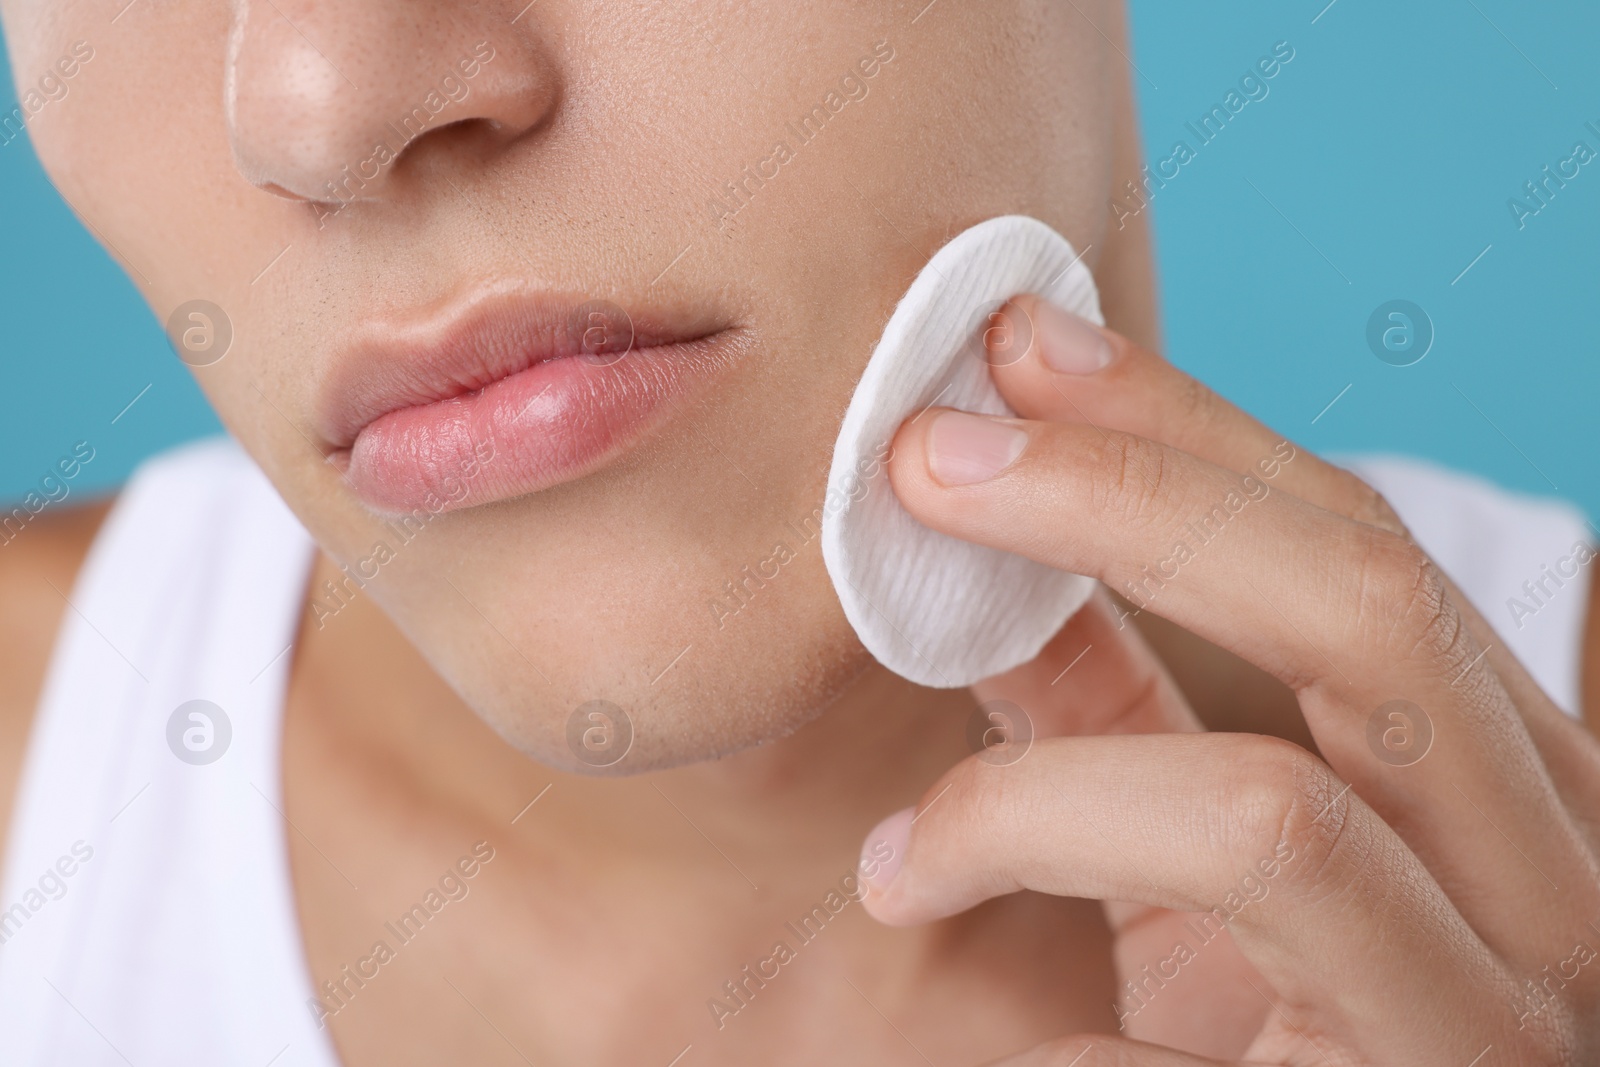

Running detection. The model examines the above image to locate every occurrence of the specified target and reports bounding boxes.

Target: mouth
[318,284,743,514]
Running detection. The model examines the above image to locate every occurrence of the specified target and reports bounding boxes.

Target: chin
[476,598,875,775]
[359,503,878,774]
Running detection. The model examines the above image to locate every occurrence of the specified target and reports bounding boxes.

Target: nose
[225,0,557,202]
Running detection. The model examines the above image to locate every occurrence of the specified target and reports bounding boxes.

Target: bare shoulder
[0,497,115,859]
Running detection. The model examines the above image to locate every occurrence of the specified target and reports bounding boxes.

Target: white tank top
[0,439,1591,1065]
[0,439,338,1067]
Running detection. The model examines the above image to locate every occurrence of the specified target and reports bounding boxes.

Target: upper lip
[315,281,731,451]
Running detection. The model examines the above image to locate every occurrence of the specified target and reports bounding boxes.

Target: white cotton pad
[821,215,1102,689]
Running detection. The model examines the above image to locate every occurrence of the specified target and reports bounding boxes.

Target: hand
[856,295,1600,1065]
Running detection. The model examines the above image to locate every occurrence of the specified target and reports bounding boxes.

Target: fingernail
[1034,299,1113,375]
[927,411,1028,486]
[859,807,913,890]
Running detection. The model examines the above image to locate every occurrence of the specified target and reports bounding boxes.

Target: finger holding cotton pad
[820,215,1101,689]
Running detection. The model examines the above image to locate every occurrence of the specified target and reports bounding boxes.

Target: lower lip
[336,337,736,514]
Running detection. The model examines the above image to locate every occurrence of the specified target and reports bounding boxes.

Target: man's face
[1,0,1120,771]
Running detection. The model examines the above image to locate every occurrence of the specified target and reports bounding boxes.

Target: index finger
[859,732,1509,1065]
[988,299,1600,839]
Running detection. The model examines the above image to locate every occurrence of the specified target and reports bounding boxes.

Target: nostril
[225,11,558,208]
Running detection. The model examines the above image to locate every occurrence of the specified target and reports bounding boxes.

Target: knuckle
[1353,533,1472,673]
[934,755,1050,897]
[1224,737,1352,901]
[959,761,1005,827]
[1086,433,1173,530]
[942,756,1023,845]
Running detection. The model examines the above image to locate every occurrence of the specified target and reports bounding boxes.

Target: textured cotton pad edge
[820,216,1102,688]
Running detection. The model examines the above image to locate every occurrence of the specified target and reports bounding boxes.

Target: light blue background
[2,1,1596,516]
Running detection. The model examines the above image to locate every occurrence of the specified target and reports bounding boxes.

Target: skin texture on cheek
[2,0,1126,772]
